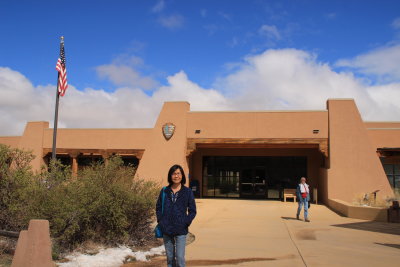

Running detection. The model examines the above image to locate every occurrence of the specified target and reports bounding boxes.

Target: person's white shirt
[299,183,309,194]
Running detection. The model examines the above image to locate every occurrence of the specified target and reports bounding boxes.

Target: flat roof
[189,110,328,113]
[45,128,152,130]
[367,128,400,130]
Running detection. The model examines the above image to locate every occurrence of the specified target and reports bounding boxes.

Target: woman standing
[296,177,310,222]
[156,164,197,267]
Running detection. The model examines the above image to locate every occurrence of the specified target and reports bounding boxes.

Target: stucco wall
[1,100,398,204]
[327,99,393,202]
[318,167,329,204]
[42,128,152,149]
[0,136,21,148]
[328,199,387,222]
[365,122,400,149]
[187,111,328,139]
[18,122,49,171]
[135,102,190,185]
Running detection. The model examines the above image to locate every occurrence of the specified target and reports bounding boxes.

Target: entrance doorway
[202,156,307,199]
[241,167,266,198]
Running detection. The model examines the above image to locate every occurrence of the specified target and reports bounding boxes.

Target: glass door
[253,167,266,198]
[240,167,266,198]
[240,168,254,197]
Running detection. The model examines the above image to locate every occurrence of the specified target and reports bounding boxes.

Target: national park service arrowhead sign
[162,123,176,140]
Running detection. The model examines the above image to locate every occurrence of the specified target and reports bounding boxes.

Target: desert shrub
[40,157,159,250]
[0,145,159,253]
[353,191,400,208]
[0,144,37,230]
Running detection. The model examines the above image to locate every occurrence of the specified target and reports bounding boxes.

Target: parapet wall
[326,99,393,202]
[0,136,20,148]
[135,102,190,185]
[328,199,387,222]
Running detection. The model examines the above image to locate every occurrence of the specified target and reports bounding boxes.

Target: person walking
[156,164,197,267]
[296,177,310,222]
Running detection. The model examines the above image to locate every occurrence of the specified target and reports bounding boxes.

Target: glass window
[381,163,400,189]
[395,176,400,189]
[387,175,395,187]
[206,175,215,196]
[383,164,394,175]
[121,156,138,167]
[394,164,400,174]
[202,156,306,199]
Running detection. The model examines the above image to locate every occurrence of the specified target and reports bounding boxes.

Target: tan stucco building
[1,99,399,206]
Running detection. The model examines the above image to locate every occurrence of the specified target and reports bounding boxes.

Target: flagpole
[52,36,63,160]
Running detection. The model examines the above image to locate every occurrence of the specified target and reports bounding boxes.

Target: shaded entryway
[188,145,326,201]
[202,156,307,199]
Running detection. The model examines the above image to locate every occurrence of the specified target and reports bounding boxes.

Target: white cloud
[158,14,184,30]
[1,48,400,136]
[215,49,375,113]
[152,71,229,111]
[392,17,400,29]
[259,24,281,40]
[96,64,158,90]
[0,66,228,136]
[214,49,400,121]
[152,0,165,13]
[336,44,400,81]
[0,67,58,135]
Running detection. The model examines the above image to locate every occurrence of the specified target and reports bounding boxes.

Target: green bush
[0,144,36,231]
[0,144,159,253]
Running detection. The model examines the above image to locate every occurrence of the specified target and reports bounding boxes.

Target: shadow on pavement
[281,216,298,221]
[124,255,296,266]
[375,242,400,249]
[331,221,400,235]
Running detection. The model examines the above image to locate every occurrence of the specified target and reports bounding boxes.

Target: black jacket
[156,185,197,236]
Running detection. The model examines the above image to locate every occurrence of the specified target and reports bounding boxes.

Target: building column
[69,152,79,178]
[101,151,110,166]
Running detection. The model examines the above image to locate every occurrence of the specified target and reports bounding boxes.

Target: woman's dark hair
[167,164,186,186]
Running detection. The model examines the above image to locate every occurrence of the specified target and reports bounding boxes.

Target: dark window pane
[394,165,400,175]
[202,156,306,199]
[383,165,394,175]
[395,176,400,189]
[387,175,394,187]
[121,156,138,167]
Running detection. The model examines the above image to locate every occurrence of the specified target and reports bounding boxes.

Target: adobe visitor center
[1,99,399,208]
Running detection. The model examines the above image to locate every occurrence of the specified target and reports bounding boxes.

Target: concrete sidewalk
[185,199,400,267]
[126,199,400,266]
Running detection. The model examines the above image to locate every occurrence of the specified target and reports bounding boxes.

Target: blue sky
[1,0,400,135]
[1,0,398,89]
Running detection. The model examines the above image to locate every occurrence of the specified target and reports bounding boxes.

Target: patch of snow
[57,245,165,267]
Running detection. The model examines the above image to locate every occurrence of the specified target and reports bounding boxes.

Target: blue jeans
[297,198,308,219]
[163,234,186,267]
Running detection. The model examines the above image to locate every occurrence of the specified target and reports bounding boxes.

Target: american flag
[56,38,68,96]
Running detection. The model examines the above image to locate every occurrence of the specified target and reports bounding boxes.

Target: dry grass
[0,237,15,267]
[352,192,399,208]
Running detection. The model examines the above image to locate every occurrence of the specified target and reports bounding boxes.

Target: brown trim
[187,138,328,157]
[42,148,144,159]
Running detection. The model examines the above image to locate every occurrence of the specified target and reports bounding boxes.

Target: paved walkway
[129,199,400,266]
